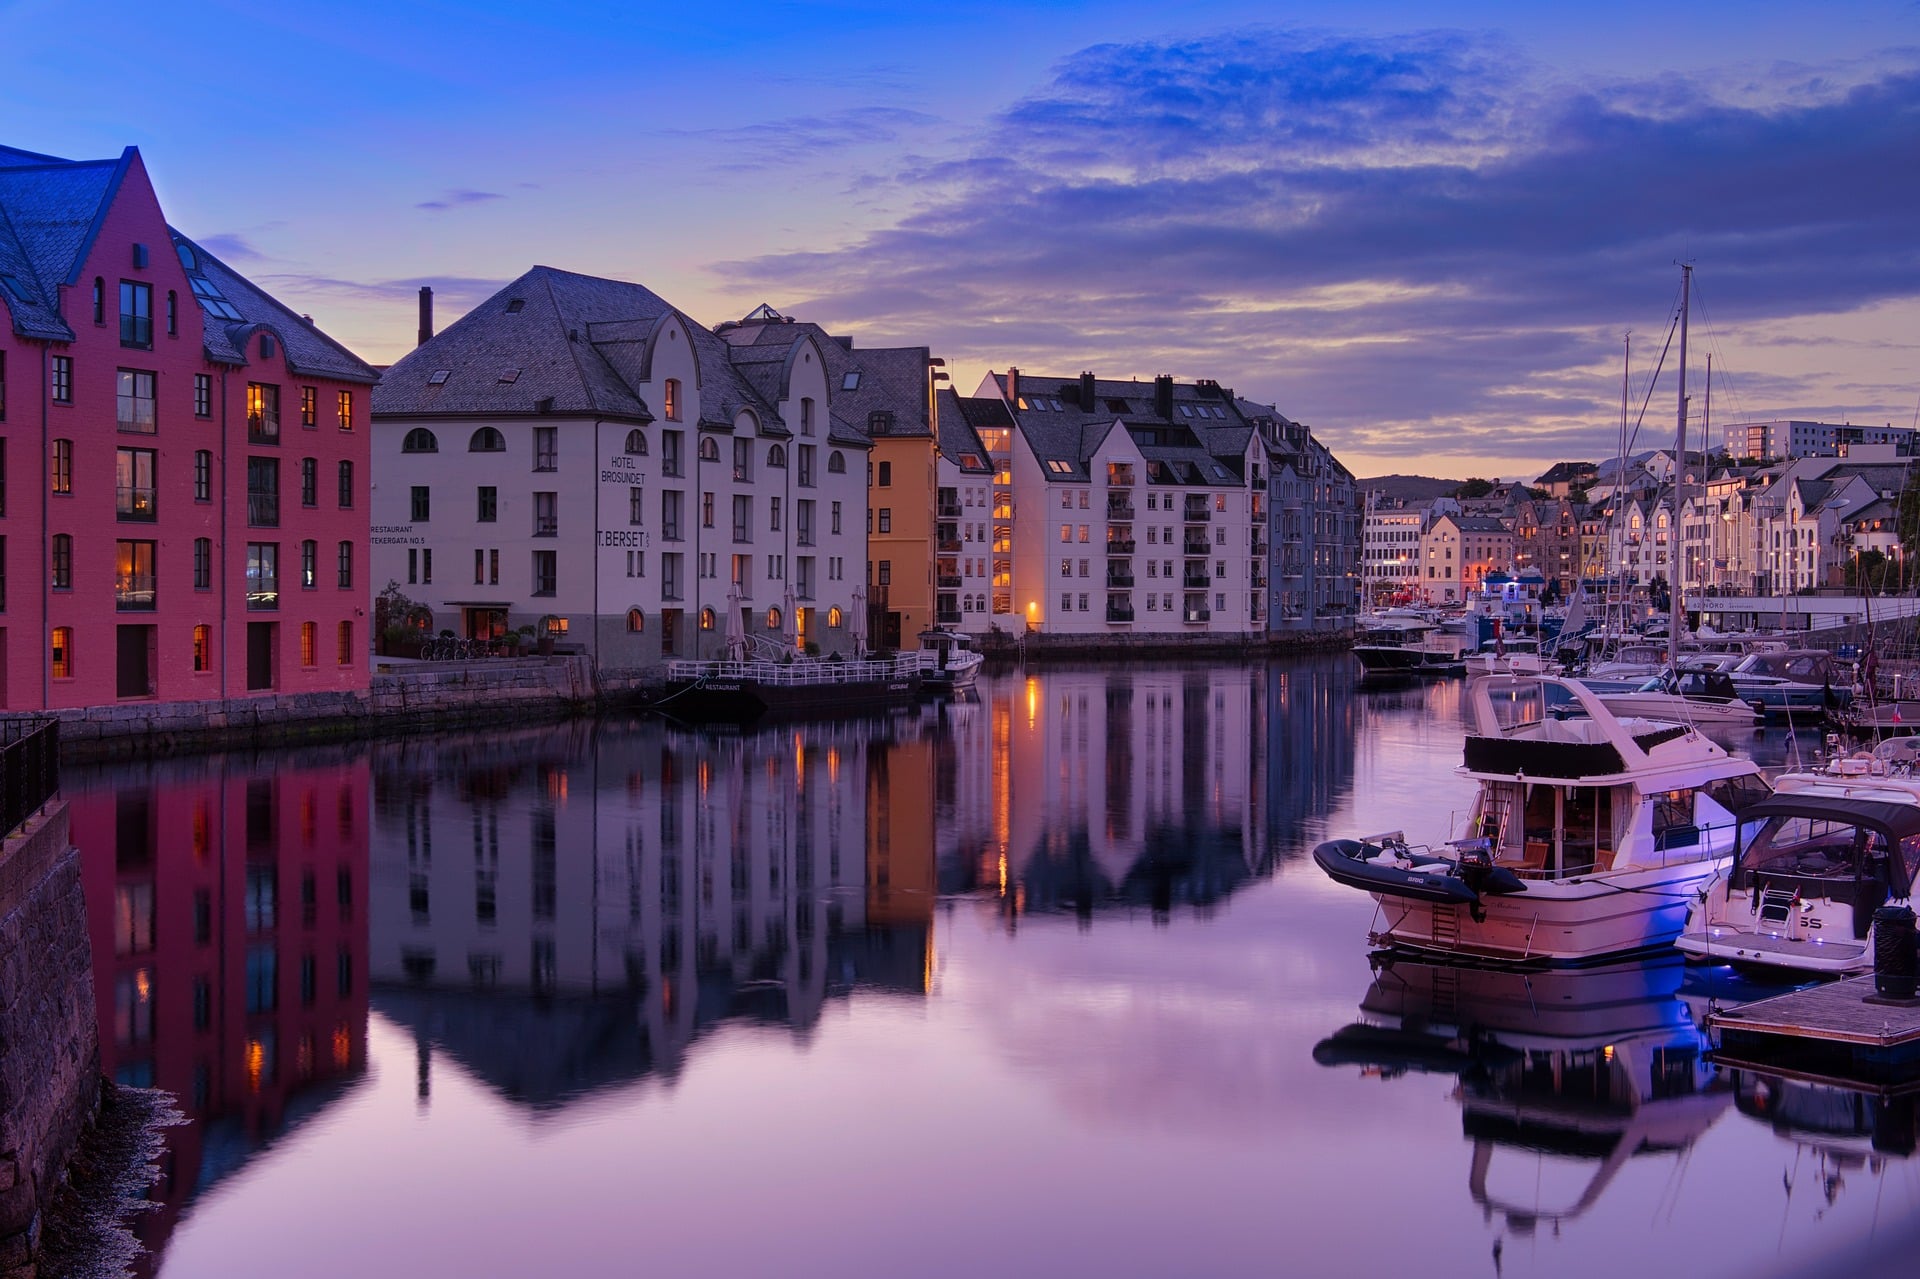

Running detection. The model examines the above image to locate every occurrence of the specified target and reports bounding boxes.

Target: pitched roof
[986,371,1256,485]
[934,389,995,471]
[174,230,378,384]
[720,312,928,447]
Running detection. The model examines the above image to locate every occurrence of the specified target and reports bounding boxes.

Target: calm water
[66,658,1920,1279]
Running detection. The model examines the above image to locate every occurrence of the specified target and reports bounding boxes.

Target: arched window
[402,428,439,453]
[626,608,645,632]
[766,607,782,630]
[698,436,720,462]
[827,451,847,474]
[699,606,716,631]
[828,607,843,628]
[468,426,505,452]
[768,444,787,468]
[663,378,681,421]
[625,429,648,455]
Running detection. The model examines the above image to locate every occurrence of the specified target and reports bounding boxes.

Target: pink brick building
[0,144,377,709]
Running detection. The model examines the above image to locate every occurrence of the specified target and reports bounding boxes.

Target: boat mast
[1671,265,1691,672]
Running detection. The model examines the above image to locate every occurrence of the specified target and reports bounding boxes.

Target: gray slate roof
[175,230,378,383]
[720,309,927,448]
[935,389,994,471]
[989,371,1255,486]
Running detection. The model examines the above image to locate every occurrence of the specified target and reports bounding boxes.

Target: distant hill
[1360,474,1465,503]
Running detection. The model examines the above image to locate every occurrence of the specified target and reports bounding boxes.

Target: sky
[4,0,1919,481]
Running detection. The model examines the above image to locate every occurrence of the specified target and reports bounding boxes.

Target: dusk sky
[6,0,1918,480]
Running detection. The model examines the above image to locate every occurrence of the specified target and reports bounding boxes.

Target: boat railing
[1495,818,1736,880]
[666,653,937,686]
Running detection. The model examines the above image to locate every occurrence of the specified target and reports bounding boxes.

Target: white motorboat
[1675,742,1920,975]
[1592,667,1762,726]
[915,628,984,697]
[1461,636,1557,677]
[1314,673,1771,964]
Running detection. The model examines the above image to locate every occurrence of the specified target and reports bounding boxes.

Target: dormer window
[664,379,680,421]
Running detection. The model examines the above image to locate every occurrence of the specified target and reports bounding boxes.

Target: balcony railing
[1107,497,1134,519]
[1251,535,1268,556]
[1184,501,1211,522]
[1106,537,1136,555]
[1106,570,1135,588]
[936,573,963,589]
[1184,536,1210,556]
[1183,569,1210,589]
[117,487,157,520]
[1106,602,1135,622]
[535,518,558,537]
[937,536,962,553]
[1251,567,1268,587]
[1183,606,1211,624]
[115,576,157,611]
[247,493,279,527]
[936,607,962,625]
[937,502,962,519]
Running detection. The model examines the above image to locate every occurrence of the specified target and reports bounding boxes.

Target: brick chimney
[1080,371,1096,411]
[417,286,434,348]
[1154,374,1174,420]
[1005,366,1020,407]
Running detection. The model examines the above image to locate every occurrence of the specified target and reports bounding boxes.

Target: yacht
[1593,666,1762,726]
[915,628,985,698]
[1461,636,1555,677]
[1314,673,1771,963]
[1675,743,1920,974]
[1352,613,1463,681]
[1724,649,1852,718]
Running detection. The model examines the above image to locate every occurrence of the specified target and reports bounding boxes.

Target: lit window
[663,379,680,420]
[51,626,73,679]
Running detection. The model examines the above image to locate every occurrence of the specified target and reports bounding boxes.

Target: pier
[1709,976,1920,1080]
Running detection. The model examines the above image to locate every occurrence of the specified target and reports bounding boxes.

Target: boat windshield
[1483,679,1583,731]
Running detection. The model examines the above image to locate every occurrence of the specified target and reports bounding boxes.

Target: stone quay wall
[0,803,96,1278]
[977,627,1354,661]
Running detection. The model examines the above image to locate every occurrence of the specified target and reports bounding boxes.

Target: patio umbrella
[724,591,747,662]
[850,587,867,656]
[782,586,798,651]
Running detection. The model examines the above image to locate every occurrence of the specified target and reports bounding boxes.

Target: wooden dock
[1709,975,1920,1081]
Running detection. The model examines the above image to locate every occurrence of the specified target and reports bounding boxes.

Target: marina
[1710,977,1920,1077]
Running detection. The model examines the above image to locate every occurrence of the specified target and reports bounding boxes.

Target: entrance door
[116,625,155,698]
[247,622,275,690]
[883,611,903,650]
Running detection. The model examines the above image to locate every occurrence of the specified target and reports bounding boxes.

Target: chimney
[1154,374,1174,421]
[1080,371,1096,411]
[1005,366,1020,407]
[417,286,434,348]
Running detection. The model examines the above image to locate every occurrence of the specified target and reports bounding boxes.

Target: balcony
[936,573,963,589]
[1184,500,1211,523]
[247,493,279,527]
[1107,496,1134,519]
[1251,566,1268,588]
[1106,601,1135,623]
[937,524,961,552]
[115,575,156,611]
[937,502,962,519]
[1183,605,1211,624]
[1184,535,1210,556]
[1106,465,1135,488]
[936,607,963,625]
[1251,534,1268,556]
[1106,536,1136,555]
[732,524,751,544]
[1106,570,1135,588]
[1183,569,1210,589]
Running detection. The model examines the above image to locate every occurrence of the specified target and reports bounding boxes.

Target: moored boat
[915,628,985,698]
[656,653,933,723]
[1353,614,1463,681]
[1314,673,1771,964]
[1592,666,1762,726]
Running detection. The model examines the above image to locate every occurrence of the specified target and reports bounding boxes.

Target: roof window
[187,274,243,321]
[1105,398,1129,413]
[506,298,525,313]
[1046,460,1074,474]
[428,370,450,385]
[842,371,861,390]
[499,368,521,384]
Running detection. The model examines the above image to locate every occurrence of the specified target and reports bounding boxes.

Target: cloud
[717,28,1920,469]
[665,106,945,173]
[416,189,506,211]
[195,232,265,261]
[256,272,509,309]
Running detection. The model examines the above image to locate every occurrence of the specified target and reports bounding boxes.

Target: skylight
[842,371,861,390]
[1105,398,1129,413]
[506,298,525,313]
[429,370,450,385]
[499,368,521,384]
[1046,459,1074,474]
[0,274,30,303]
[187,274,242,321]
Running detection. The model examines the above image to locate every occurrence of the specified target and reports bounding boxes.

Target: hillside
[1359,474,1465,503]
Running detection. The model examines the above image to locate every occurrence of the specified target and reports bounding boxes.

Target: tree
[1454,477,1495,499]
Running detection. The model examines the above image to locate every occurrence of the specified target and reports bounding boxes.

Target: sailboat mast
[1672,264,1691,671]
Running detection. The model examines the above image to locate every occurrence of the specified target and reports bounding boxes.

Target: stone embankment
[0,802,96,1278]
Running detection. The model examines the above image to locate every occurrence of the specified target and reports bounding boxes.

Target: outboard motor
[1457,842,1494,921]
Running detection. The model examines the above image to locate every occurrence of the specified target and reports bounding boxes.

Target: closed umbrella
[782,586,799,651]
[850,587,867,657]
[724,591,747,662]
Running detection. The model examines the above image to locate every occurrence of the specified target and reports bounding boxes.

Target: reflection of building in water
[937,660,1357,920]
[1315,957,1730,1238]
[1263,657,1363,859]
[69,752,371,1276]
[369,716,934,1110]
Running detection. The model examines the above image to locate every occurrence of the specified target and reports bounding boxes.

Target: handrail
[0,717,60,838]
[666,652,941,687]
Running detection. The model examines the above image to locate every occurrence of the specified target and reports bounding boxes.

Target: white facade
[1363,505,1424,600]
[936,452,994,631]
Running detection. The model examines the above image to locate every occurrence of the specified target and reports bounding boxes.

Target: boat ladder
[1478,792,1513,851]
[1431,902,1460,949]
[1430,963,1459,1023]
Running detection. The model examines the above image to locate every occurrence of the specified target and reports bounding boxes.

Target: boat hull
[1593,691,1760,725]
[658,674,921,724]
[1367,859,1727,964]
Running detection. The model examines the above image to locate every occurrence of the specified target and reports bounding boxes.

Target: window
[828,606,843,628]
[800,397,814,436]
[337,542,353,588]
[117,370,156,433]
[190,372,211,418]
[248,457,279,526]
[337,461,353,508]
[732,495,752,542]
[799,445,815,487]
[300,622,316,666]
[701,492,714,529]
[827,451,846,474]
[246,383,279,441]
[301,540,317,589]
[402,427,438,453]
[663,378,680,420]
[166,290,177,337]
[477,486,497,522]
[624,429,647,455]
[662,431,684,476]
[0,351,6,423]
[120,281,152,347]
[300,457,317,507]
[52,356,71,404]
[92,278,104,325]
[831,501,842,535]
[532,550,557,597]
[193,625,211,672]
[411,486,430,522]
[770,496,780,532]
[629,487,644,525]
[337,389,354,431]
[699,606,714,630]
[533,426,557,471]
[661,490,682,541]
[194,450,212,501]
[468,426,504,452]
[300,386,317,428]
[193,538,211,589]
[698,436,719,463]
[51,627,72,679]
[116,448,157,520]
[662,553,682,600]
[51,439,72,494]
[878,509,892,533]
[626,608,644,632]
[878,461,892,487]
[534,491,557,536]
[768,444,786,468]
[337,621,353,665]
[878,561,892,586]
[51,534,72,589]
[246,543,278,610]
[115,540,156,610]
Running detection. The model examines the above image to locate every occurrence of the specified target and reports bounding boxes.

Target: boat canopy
[1734,794,1920,899]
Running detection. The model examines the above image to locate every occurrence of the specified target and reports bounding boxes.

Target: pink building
[0,143,378,709]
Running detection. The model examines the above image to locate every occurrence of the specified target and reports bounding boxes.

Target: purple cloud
[416,189,506,211]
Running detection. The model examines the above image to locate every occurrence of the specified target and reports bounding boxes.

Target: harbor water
[67,656,1919,1278]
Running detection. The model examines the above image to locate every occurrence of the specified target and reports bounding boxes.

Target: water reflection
[67,750,371,1275]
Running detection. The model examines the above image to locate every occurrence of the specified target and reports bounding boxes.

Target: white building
[934,389,1003,634]
[371,268,871,667]
[1363,500,1425,602]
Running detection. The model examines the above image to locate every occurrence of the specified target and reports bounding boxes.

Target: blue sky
[4,0,1918,479]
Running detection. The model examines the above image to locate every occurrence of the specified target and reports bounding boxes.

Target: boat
[1353,613,1464,681]
[1313,672,1771,963]
[1592,666,1762,726]
[1723,648,1853,718]
[656,653,936,723]
[915,628,985,698]
[1461,635,1556,677]
[1675,748,1920,974]
[1313,955,1730,1233]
